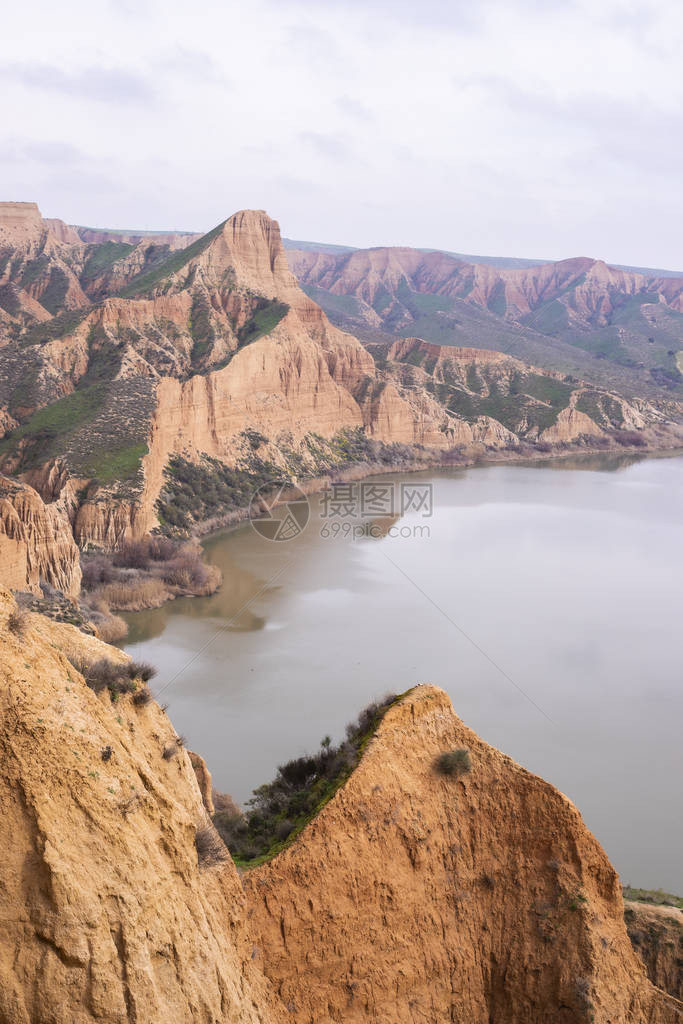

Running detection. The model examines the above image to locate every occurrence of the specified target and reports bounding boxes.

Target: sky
[2,0,683,268]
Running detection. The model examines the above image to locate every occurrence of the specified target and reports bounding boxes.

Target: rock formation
[247,685,682,1023]
[0,594,680,1023]
[626,902,683,1002]
[0,588,279,1024]
[0,474,81,596]
[0,203,682,598]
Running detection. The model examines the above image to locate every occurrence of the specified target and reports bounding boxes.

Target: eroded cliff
[0,598,680,1023]
[247,686,682,1024]
[0,587,279,1024]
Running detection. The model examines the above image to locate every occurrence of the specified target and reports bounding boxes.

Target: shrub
[213,692,400,863]
[7,608,28,636]
[113,539,152,570]
[162,743,178,760]
[127,660,157,682]
[67,656,136,699]
[194,823,228,868]
[614,430,647,448]
[80,555,116,590]
[435,748,472,777]
[91,577,167,611]
[101,745,113,762]
[132,688,152,706]
[94,613,128,643]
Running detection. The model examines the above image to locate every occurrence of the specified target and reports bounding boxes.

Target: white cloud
[1,0,682,268]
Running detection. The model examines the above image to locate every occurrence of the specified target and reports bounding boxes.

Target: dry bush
[212,789,242,816]
[80,555,116,590]
[95,613,129,643]
[127,660,157,682]
[113,539,152,570]
[148,535,180,561]
[132,688,152,706]
[195,823,228,868]
[7,608,29,636]
[91,577,168,612]
[435,748,472,777]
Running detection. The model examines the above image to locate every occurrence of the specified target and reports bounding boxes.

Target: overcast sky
[3,0,683,267]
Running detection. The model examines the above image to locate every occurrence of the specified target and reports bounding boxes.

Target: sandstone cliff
[0,474,81,597]
[0,598,680,1023]
[1,204,682,594]
[247,686,682,1024]
[0,588,279,1024]
[626,902,683,1002]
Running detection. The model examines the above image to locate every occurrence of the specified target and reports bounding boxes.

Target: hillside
[0,201,682,600]
[288,245,683,398]
[0,588,680,1023]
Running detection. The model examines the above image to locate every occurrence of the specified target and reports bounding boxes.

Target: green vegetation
[0,384,105,450]
[65,655,156,701]
[118,220,227,297]
[486,279,507,316]
[39,267,70,314]
[189,292,217,364]
[0,284,21,318]
[396,276,455,316]
[575,390,625,426]
[20,254,50,289]
[80,441,149,483]
[623,886,683,910]
[435,748,472,777]
[81,241,134,283]
[237,298,289,346]
[156,454,283,532]
[19,307,90,348]
[371,284,393,315]
[213,693,405,866]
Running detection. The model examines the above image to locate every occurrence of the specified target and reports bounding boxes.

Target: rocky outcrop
[0,475,81,596]
[247,686,682,1024]
[626,902,683,1001]
[0,599,679,1024]
[0,588,280,1024]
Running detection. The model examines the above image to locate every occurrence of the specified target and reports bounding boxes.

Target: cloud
[0,62,156,104]
[334,95,373,122]
[298,132,351,160]
[153,46,232,86]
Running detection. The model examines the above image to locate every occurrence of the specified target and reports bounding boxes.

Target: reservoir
[123,452,683,892]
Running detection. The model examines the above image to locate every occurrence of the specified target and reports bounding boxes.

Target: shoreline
[78,432,683,633]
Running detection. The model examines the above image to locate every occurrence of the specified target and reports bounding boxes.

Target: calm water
[123,453,683,892]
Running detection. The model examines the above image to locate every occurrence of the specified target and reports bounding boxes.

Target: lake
[123,451,683,892]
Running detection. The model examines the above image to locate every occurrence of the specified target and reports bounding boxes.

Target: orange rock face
[246,687,682,1024]
[0,475,81,596]
[0,598,680,1024]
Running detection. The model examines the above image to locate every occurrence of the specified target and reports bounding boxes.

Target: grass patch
[80,441,149,483]
[623,886,683,910]
[189,292,217,364]
[81,241,135,283]
[214,692,408,866]
[39,267,70,315]
[19,308,90,347]
[237,298,289,346]
[118,221,227,297]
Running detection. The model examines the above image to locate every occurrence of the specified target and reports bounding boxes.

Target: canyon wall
[247,686,682,1024]
[0,597,680,1023]
[0,588,280,1024]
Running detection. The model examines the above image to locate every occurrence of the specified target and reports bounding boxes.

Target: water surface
[124,452,683,891]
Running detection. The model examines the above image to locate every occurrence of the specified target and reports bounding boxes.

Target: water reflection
[123,452,683,892]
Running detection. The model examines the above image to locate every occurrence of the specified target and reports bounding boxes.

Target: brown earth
[0,591,680,1023]
[626,902,683,1001]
